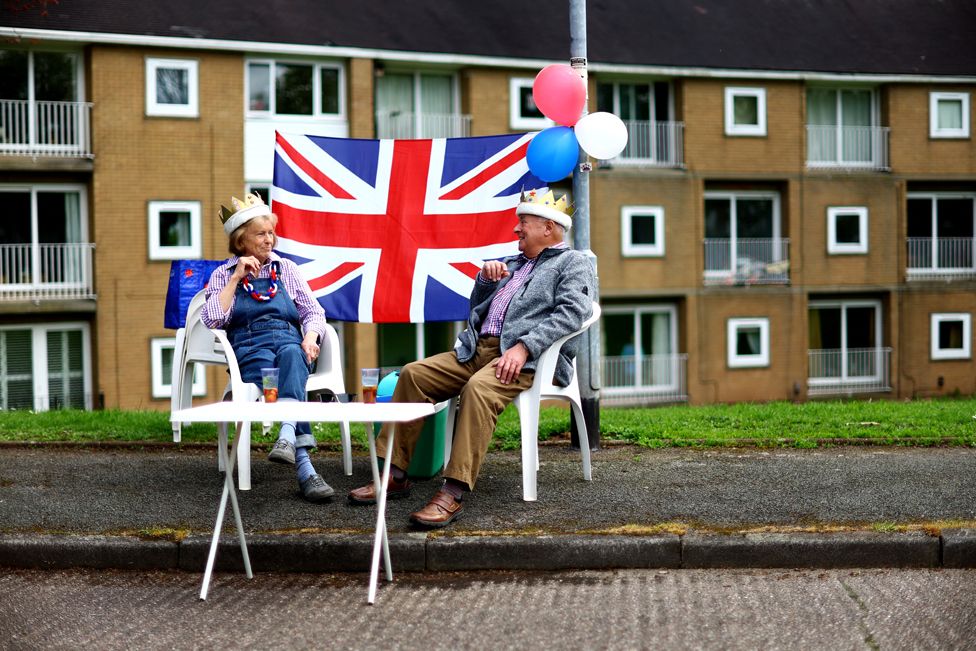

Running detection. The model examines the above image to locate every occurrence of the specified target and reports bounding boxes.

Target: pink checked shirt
[202,252,327,343]
[479,243,567,337]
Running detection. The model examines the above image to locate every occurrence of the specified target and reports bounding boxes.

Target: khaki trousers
[377,337,533,490]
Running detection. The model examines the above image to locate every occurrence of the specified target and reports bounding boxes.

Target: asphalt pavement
[1,442,975,573]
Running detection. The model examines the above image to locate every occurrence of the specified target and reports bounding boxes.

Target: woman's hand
[232,256,262,282]
[302,333,320,365]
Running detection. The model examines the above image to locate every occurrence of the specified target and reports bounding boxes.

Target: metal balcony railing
[906,237,976,280]
[375,111,472,139]
[0,243,96,301]
[806,124,889,171]
[703,238,790,285]
[601,353,688,406]
[0,99,93,158]
[610,120,684,167]
[807,347,892,396]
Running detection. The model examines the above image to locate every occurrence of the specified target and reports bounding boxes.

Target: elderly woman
[203,192,333,502]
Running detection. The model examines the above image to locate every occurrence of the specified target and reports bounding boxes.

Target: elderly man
[349,190,596,527]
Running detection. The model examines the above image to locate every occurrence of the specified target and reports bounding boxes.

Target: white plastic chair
[170,289,353,490]
[440,302,601,501]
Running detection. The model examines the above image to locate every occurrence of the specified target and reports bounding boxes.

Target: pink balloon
[532,64,586,127]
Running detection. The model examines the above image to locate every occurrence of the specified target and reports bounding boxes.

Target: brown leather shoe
[409,489,463,528]
[347,475,412,505]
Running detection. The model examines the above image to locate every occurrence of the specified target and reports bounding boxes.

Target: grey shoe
[267,438,296,465]
[300,473,335,502]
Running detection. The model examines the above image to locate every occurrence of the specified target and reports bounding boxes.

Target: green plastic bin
[373,409,446,479]
[375,370,447,479]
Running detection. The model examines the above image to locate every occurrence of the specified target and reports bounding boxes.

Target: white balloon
[574,111,628,160]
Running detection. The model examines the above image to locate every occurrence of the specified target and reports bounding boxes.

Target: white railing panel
[601,353,688,406]
[703,238,790,285]
[0,243,96,301]
[806,125,889,170]
[375,111,472,139]
[612,120,684,167]
[807,347,892,396]
[0,99,93,158]
[906,237,976,280]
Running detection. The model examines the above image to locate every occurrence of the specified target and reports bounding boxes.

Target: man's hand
[492,342,529,384]
[480,260,510,282]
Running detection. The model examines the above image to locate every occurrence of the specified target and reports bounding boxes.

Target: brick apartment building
[1,0,974,411]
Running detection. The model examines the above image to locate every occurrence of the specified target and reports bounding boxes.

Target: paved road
[1,567,974,649]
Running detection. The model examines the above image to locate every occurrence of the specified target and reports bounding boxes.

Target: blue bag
[163,259,224,329]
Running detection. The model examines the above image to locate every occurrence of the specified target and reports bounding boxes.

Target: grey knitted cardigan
[454,246,596,387]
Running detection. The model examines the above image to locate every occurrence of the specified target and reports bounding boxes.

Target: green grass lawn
[1,397,975,450]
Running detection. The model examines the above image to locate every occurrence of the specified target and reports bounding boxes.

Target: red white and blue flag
[271,131,546,323]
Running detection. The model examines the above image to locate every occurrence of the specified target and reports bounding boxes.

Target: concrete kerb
[1,530,974,572]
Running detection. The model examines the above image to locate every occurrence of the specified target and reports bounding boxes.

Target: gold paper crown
[218,192,273,235]
[516,189,573,230]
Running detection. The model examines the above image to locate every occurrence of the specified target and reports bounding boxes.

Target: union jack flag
[271,131,546,323]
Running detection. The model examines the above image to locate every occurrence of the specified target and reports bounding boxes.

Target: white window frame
[151,337,206,399]
[808,299,884,386]
[509,77,553,130]
[0,322,92,411]
[827,206,869,254]
[727,317,770,368]
[929,92,970,139]
[244,59,346,119]
[931,313,971,360]
[602,304,680,395]
[145,58,198,118]
[724,87,767,136]
[703,190,784,280]
[148,201,201,260]
[621,205,665,257]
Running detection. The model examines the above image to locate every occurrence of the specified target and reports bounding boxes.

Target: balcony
[906,237,976,281]
[601,353,688,406]
[0,99,93,158]
[703,238,790,285]
[606,120,684,168]
[0,243,96,301]
[807,348,892,396]
[806,125,889,171]
[375,111,472,139]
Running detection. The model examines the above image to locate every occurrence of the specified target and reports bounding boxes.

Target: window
[148,201,201,260]
[509,77,551,130]
[827,206,869,254]
[374,71,463,138]
[596,80,676,162]
[246,183,271,205]
[727,318,770,368]
[930,92,970,139]
[906,193,976,272]
[0,49,83,148]
[621,206,665,256]
[931,313,971,360]
[704,191,787,283]
[146,58,198,117]
[378,321,463,370]
[806,87,881,166]
[0,323,91,411]
[152,337,206,399]
[724,87,766,136]
[0,185,88,288]
[246,60,343,117]
[809,300,883,383]
[601,305,679,392]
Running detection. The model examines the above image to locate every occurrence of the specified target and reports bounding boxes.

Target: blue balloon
[526,126,579,182]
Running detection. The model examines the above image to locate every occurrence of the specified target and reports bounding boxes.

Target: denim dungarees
[226,268,316,449]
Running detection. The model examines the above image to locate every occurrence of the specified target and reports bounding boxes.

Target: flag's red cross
[274,132,526,322]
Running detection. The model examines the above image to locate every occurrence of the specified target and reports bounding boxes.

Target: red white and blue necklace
[241,261,279,302]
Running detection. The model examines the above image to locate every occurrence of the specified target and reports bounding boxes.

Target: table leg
[199,420,253,600]
[366,421,394,604]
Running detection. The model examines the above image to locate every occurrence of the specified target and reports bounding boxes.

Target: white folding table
[170,400,434,603]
